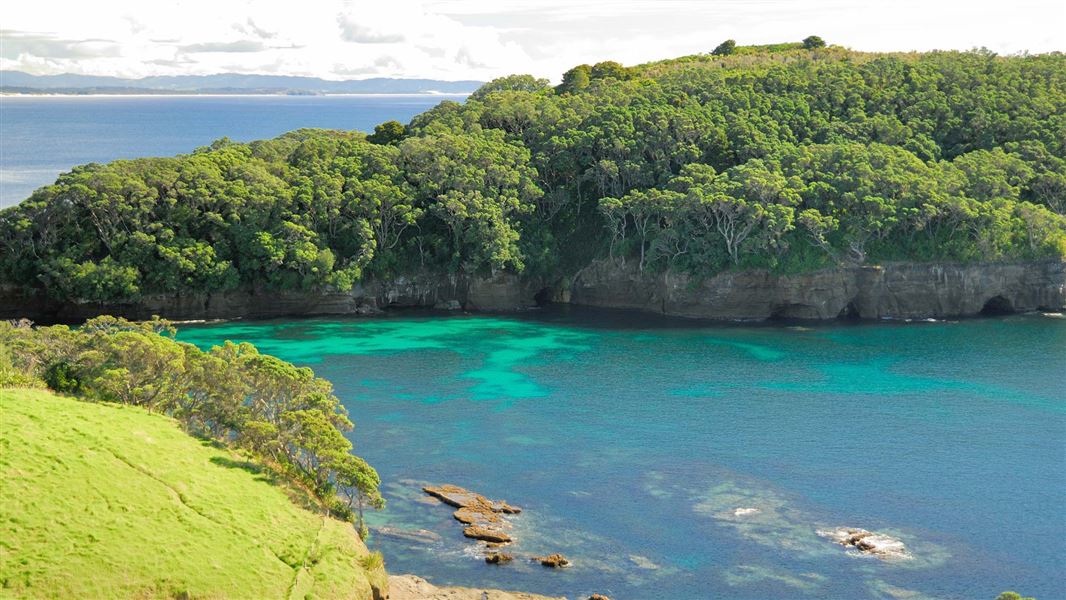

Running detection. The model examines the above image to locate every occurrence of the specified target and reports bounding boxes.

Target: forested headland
[1,42,1064,305]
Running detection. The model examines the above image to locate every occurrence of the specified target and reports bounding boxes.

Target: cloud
[337,15,405,44]
[178,40,266,53]
[235,18,277,40]
[0,0,1062,81]
[0,30,121,60]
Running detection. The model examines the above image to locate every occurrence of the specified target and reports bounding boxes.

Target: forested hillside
[2,43,1064,303]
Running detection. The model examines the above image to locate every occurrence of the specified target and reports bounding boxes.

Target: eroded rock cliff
[567,259,1066,320]
[1,260,1062,322]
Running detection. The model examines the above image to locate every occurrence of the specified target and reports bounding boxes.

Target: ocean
[0,94,465,208]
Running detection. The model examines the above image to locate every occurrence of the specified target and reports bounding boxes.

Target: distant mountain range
[0,71,482,95]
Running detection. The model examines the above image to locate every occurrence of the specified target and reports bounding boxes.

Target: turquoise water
[0,95,464,207]
[178,309,1066,599]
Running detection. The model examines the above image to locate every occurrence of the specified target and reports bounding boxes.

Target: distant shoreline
[0,92,472,98]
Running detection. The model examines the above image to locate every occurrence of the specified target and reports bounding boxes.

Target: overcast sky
[3,0,1064,82]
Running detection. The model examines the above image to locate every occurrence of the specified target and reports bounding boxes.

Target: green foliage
[713,39,737,56]
[367,119,406,145]
[556,64,591,94]
[470,74,551,101]
[995,592,1036,600]
[0,316,383,524]
[2,46,1065,302]
[359,551,385,572]
[802,35,826,49]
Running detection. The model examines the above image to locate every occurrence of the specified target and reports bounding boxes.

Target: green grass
[0,388,386,599]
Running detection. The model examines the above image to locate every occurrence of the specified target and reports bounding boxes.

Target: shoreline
[3,260,1061,324]
[0,92,472,98]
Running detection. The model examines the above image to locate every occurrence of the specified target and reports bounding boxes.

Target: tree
[556,64,591,93]
[335,454,384,538]
[995,592,1035,600]
[712,39,737,56]
[366,121,406,145]
[590,61,632,81]
[470,74,550,101]
[803,35,826,49]
[400,131,541,272]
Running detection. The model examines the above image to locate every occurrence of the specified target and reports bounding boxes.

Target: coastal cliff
[566,259,1066,320]
[2,260,1062,323]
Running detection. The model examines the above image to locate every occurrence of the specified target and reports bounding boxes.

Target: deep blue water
[0,94,464,207]
[178,309,1066,600]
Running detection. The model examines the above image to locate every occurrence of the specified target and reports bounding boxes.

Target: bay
[178,309,1066,600]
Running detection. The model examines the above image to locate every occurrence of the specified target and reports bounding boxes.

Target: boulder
[485,552,514,564]
[531,553,570,568]
[588,596,611,600]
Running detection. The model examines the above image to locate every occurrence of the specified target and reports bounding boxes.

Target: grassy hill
[0,388,386,599]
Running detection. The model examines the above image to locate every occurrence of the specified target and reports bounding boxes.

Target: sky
[2,0,1064,82]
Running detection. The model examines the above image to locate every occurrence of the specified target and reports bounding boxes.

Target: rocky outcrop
[567,259,1066,320]
[387,575,564,600]
[531,553,570,568]
[423,484,520,547]
[3,259,1062,323]
[817,527,911,560]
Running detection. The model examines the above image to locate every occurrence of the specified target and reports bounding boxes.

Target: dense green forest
[0,317,384,536]
[2,43,1064,302]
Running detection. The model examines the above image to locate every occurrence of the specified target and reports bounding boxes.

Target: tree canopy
[1,42,1064,302]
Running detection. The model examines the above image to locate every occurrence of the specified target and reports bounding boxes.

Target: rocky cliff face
[567,259,1066,320]
[0,271,540,323]
[2,261,1062,323]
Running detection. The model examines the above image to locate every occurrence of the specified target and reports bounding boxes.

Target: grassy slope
[0,388,385,599]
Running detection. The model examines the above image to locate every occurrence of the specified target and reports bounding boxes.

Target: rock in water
[531,553,570,568]
[588,595,611,600]
[424,484,522,513]
[817,527,911,560]
[463,526,513,544]
[485,552,514,564]
[423,483,521,545]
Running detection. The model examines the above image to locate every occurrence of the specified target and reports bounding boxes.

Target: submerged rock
[371,526,442,545]
[531,553,570,568]
[818,528,911,560]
